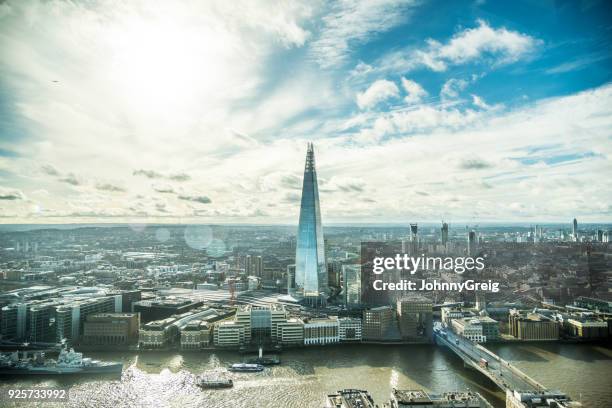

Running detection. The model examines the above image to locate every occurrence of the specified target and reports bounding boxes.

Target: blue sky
[0,0,611,224]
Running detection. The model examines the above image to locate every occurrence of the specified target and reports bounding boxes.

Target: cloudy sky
[0,0,611,224]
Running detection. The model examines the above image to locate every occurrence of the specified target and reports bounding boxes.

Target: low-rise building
[213,321,246,348]
[304,317,339,346]
[139,317,178,349]
[82,313,139,345]
[277,318,304,346]
[180,320,212,349]
[338,317,362,341]
[566,318,609,339]
[508,309,559,341]
[451,315,500,343]
[362,306,393,341]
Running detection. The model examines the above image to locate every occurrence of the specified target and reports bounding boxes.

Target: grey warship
[0,346,123,375]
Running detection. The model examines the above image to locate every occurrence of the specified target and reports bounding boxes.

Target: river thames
[1,343,610,407]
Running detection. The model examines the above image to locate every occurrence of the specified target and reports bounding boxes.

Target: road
[436,327,544,392]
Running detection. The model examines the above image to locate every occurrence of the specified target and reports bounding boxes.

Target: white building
[304,317,339,346]
[213,321,246,347]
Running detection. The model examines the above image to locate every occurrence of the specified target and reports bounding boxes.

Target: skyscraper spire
[295,142,327,303]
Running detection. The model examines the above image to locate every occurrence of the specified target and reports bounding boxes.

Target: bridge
[434,327,547,393]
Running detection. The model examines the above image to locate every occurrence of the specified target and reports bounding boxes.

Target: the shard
[295,143,327,301]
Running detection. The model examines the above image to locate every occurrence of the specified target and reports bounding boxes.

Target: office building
[133,298,203,323]
[0,303,28,340]
[397,297,433,342]
[362,306,393,341]
[235,304,287,344]
[303,317,339,346]
[467,230,477,256]
[55,296,115,341]
[295,143,327,303]
[82,313,140,345]
[441,222,449,246]
[277,318,305,346]
[180,320,212,349]
[245,255,263,277]
[342,264,361,308]
[139,317,178,349]
[565,318,608,339]
[508,309,559,340]
[338,317,362,341]
[27,304,55,343]
[213,321,246,348]
[286,264,296,295]
[572,218,578,241]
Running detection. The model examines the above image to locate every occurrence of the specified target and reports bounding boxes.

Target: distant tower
[295,143,327,304]
[467,230,477,256]
[572,218,578,241]
[410,223,418,254]
[441,222,449,246]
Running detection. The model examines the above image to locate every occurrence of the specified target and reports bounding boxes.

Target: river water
[1,343,610,407]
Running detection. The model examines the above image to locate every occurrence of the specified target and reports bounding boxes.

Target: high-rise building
[286,264,296,295]
[410,223,418,254]
[342,264,361,308]
[295,143,327,303]
[467,230,477,256]
[441,222,449,246]
[572,218,578,241]
[245,255,263,277]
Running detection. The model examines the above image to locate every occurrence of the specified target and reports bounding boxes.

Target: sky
[0,0,611,225]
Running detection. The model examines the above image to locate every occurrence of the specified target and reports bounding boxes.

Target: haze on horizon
[0,0,611,225]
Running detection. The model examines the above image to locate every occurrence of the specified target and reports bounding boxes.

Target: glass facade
[295,143,327,298]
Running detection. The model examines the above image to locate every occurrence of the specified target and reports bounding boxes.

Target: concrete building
[234,304,287,344]
[139,317,178,349]
[397,297,433,342]
[451,318,486,343]
[566,318,608,339]
[133,298,203,323]
[82,313,140,345]
[342,264,361,308]
[362,306,393,341]
[27,304,55,343]
[277,318,304,346]
[338,317,362,341]
[55,296,115,341]
[180,320,212,350]
[441,307,465,328]
[509,309,559,340]
[303,317,339,346]
[213,321,246,348]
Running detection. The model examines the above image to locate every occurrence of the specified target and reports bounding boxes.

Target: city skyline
[0,1,611,224]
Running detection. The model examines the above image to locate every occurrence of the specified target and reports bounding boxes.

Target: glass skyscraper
[295,143,327,300]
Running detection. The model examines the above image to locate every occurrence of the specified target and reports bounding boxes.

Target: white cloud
[372,20,541,74]
[357,79,400,109]
[440,78,469,101]
[471,94,491,110]
[310,0,417,68]
[401,77,428,104]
